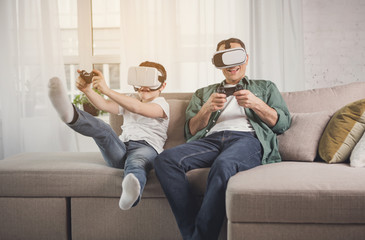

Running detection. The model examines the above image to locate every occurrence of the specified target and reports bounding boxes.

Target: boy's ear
[159,82,167,92]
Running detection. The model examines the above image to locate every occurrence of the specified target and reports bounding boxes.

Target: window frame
[62,0,121,99]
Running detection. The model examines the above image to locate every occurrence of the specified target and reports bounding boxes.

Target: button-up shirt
[184,76,291,164]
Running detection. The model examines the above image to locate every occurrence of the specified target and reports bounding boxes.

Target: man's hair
[216,38,246,51]
[139,61,167,83]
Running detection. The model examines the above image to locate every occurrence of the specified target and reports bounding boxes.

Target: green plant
[72,89,107,116]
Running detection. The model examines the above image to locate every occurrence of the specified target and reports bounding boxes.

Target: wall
[303,0,365,89]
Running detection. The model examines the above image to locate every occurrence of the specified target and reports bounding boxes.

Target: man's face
[219,42,248,85]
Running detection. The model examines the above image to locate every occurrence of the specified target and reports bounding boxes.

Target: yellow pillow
[319,99,365,163]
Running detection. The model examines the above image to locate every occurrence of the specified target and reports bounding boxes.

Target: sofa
[1,82,365,240]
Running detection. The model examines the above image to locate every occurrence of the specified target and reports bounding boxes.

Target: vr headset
[128,66,162,91]
[212,47,247,69]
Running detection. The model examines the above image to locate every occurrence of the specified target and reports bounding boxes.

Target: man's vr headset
[128,66,162,91]
[212,47,247,69]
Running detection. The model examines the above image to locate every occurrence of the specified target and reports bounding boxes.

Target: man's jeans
[154,131,262,240]
[68,107,157,205]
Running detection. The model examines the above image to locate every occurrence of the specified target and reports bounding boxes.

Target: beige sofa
[1,82,365,240]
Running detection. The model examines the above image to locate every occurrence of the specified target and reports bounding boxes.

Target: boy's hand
[91,69,110,94]
[76,69,92,93]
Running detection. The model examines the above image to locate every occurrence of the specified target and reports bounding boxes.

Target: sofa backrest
[281,82,365,114]
[109,82,365,150]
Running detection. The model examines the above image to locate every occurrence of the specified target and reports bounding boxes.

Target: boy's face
[219,42,249,85]
[137,83,166,102]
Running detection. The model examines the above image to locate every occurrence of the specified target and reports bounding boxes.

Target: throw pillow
[277,111,331,161]
[350,132,365,167]
[319,99,365,163]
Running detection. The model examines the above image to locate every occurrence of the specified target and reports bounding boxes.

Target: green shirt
[184,76,291,164]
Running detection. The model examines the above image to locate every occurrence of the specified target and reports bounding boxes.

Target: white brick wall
[303,0,365,89]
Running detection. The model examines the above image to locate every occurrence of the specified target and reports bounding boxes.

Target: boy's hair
[216,38,246,51]
[139,61,167,84]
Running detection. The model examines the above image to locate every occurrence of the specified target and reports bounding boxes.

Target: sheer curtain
[249,0,305,91]
[0,0,76,159]
[118,0,304,93]
[119,0,251,92]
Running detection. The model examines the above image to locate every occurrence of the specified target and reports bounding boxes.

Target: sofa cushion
[319,99,365,163]
[226,162,365,224]
[277,111,331,161]
[350,132,365,167]
[164,99,190,149]
[0,152,208,198]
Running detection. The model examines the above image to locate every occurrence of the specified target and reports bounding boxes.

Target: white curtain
[249,0,305,91]
[0,0,77,159]
[118,0,304,93]
[118,0,251,92]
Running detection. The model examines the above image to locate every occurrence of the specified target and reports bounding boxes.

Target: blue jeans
[68,107,157,206]
[154,131,262,240]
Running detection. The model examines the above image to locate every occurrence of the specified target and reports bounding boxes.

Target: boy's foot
[119,173,141,210]
[48,77,74,123]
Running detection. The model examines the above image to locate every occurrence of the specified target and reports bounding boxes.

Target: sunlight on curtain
[0,0,77,159]
[117,0,251,92]
[249,0,305,92]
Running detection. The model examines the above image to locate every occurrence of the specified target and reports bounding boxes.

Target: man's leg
[154,136,223,239]
[192,131,262,240]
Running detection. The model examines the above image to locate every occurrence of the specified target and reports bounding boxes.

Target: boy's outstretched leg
[48,77,75,123]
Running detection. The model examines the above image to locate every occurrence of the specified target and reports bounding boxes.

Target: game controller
[80,70,96,83]
[217,83,244,97]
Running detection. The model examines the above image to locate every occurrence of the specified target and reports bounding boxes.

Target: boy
[49,61,169,210]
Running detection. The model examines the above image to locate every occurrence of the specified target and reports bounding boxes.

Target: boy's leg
[119,140,157,210]
[69,108,126,168]
[48,76,126,168]
[192,131,262,240]
[48,77,75,123]
[154,135,223,239]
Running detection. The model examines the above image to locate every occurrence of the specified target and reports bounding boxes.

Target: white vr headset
[212,47,247,69]
[127,66,162,90]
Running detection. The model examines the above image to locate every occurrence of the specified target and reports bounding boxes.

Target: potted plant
[72,89,106,116]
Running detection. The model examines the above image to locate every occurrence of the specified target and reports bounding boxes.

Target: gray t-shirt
[118,96,169,153]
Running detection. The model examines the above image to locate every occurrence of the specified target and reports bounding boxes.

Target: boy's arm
[104,89,167,118]
[89,69,166,118]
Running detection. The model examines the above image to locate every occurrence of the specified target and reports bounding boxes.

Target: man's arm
[188,93,227,135]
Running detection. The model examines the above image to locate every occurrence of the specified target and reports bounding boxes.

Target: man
[154,38,291,240]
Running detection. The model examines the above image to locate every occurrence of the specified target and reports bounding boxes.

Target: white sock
[119,173,141,210]
[48,77,74,123]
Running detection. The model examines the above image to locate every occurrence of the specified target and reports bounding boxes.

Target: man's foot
[48,77,74,123]
[119,174,141,210]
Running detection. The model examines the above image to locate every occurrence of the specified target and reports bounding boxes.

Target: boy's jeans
[154,131,262,240]
[68,107,157,204]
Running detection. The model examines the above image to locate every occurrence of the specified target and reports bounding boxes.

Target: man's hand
[234,89,278,127]
[233,89,261,108]
[203,93,227,113]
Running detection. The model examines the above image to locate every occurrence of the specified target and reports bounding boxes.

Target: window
[58,0,121,100]
[58,0,250,94]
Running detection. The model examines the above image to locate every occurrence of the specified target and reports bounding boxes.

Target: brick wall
[303,0,365,89]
